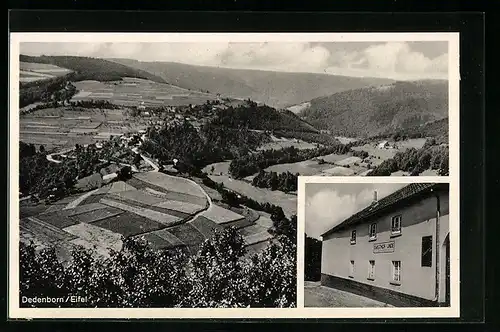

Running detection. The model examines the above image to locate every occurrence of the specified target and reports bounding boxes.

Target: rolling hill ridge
[20,55,167,84]
[108,58,394,109]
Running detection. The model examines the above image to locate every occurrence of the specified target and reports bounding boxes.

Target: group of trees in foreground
[252,170,298,193]
[20,225,296,308]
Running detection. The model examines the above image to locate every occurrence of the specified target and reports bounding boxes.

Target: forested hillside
[299,80,449,138]
[211,100,318,133]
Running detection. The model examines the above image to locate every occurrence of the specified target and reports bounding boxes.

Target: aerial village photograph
[12,35,452,310]
[303,182,451,308]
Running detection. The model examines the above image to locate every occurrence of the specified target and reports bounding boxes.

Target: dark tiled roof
[321,183,447,237]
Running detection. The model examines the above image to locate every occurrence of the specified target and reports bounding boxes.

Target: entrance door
[445,237,450,306]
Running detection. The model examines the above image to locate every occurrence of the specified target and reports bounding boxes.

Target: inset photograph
[304,181,450,308]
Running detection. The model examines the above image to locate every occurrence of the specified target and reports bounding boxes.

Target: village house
[138,101,146,111]
[377,140,390,149]
[320,183,450,307]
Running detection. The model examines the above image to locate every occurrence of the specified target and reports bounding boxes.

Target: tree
[438,151,449,176]
[19,243,67,307]
[180,228,248,308]
[304,235,322,281]
[133,153,142,167]
[117,166,132,181]
[245,236,296,307]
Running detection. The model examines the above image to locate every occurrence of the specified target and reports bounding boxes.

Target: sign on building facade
[373,240,395,254]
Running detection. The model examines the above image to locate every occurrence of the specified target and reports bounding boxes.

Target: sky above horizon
[20,41,448,80]
[305,183,408,240]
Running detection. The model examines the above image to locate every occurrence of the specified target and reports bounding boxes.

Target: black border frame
[6,10,486,327]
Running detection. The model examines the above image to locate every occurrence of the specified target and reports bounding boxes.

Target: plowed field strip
[168,223,206,255]
[71,209,123,224]
[152,228,186,247]
[100,198,182,226]
[190,216,223,239]
[202,204,245,225]
[221,218,254,230]
[153,200,204,215]
[143,187,207,206]
[91,212,165,237]
[133,172,206,198]
[243,231,273,245]
[21,217,77,242]
[104,195,190,220]
[133,233,177,250]
[238,224,268,237]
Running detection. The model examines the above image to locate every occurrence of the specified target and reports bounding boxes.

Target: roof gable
[321,183,446,238]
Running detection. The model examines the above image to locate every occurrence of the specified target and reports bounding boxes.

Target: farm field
[70,207,123,224]
[71,77,217,107]
[257,136,319,151]
[221,218,255,229]
[63,222,123,253]
[335,136,358,144]
[264,159,333,176]
[150,228,187,248]
[208,175,297,217]
[100,198,183,226]
[202,204,245,225]
[141,187,207,207]
[202,161,231,176]
[134,232,176,250]
[134,172,207,198]
[20,61,72,83]
[167,223,206,254]
[35,210,81,229]
[245,240,273,256]
[91,211,166,237]
[20,107,151,151]
[244,231,273,245]
[254,212,274,229]
[154,200,204,215]
[190,216,224,239]
[263,152,362,176]
[419,169,439,176]
[320,166,356,176]
[238,224,268,237]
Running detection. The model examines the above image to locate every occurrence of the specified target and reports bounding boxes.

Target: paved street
[304,281,393,307]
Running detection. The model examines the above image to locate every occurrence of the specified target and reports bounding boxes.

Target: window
[391,215,402,235]
[392,261,401,283]
[421,236,433,267]
[349,260,355,277]
[350,230,356,244]
[368,260,375,280]
[369,223,377,241]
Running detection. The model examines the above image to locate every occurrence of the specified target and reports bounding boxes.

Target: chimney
[372,191,378,204]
